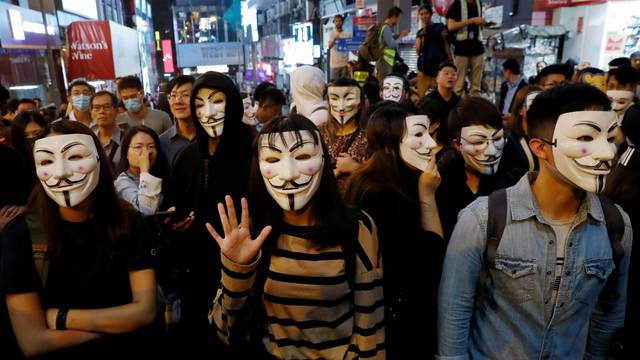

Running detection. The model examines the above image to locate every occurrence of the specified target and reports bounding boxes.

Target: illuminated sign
[61,0,98,19]
[162,39,175,73]
[8,8,56,40]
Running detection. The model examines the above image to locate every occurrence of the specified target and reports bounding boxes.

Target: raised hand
[206,196,272,265]
[139,147,151,174]
[419,155,441,197]
[0,205,25,233]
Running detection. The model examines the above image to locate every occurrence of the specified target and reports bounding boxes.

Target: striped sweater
[209,213,385,359]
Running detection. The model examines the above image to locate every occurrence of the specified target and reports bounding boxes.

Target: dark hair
[117,75,143,92]
[334,14,344,21]
[167,75,195,93]
[345,102,411,204]
[538,63,573,83]
[527,83,612,140]
[608,57,632,68]
[259,87,287,106]
[11,111,47,160]
[419,5,433,14]
[509,85,542,138]
[28,120,130,261]
[249,114,356,247]
[253,81,276,102]
[7,98,19,113]
[67,80,95,95]
[90,90,118,108]
[502,59,521,75]
[604,165,640,204]
[608,66,640,87]
[418,96,448,145]
[116,125,168,182]
[631,51,640,60]
[388,6,403,18]
[437,61,457,73]
[362,77,381,106]
[18,98,37,107]
[392,61,409,77]
[448,97,503,140]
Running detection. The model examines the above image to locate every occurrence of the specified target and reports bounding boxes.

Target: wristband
[56,308,69,330]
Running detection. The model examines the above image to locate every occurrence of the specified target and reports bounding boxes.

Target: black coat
[498,78,527,114]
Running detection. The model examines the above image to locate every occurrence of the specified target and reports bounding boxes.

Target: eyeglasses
[169,93,190,101]
[91,104,114,111]
[461,136,506,151]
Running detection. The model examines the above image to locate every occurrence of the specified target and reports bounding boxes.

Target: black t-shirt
[425,88,460,121]
[0,212,157,359]
[446,0,485,56]
[417,23,449,76]
[0,144,30,207]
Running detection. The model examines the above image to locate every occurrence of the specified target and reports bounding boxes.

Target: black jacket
[499,78,527,114]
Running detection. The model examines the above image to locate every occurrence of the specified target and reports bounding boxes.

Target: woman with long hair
[0,120,160,359]
[208,114,385,359]
[114,125,168,215]
[345,103,444,357]
[10,111,47,189]
[322,77,368,191]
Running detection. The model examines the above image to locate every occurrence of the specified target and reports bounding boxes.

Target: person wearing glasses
[91,91,123,167]
[116,76,172,135]
[435,97,521,239]
[159,75,196,172]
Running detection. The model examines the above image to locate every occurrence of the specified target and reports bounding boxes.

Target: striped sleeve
[348,211,386,359]
[208,251,261,345]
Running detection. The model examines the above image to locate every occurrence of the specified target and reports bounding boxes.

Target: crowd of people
[1,2,640,359]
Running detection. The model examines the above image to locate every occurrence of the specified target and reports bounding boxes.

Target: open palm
[206,195,272,265]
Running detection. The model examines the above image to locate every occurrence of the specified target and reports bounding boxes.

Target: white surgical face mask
[460,125,505,175]
[400,115,437,171]
[33,133,100,207]
[242,97,258,126]
[549,111,618,193]
[382,76,405,103]
[606,90,634,121]
[328,86,361,125]
[195,87,226,137]
[259,131,324,211]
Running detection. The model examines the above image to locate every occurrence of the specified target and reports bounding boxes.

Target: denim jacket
[437,173,632,360]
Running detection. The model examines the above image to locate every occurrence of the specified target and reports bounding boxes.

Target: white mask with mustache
[33,133,100,207]
[382,76,405,103]
[328,86,361,125]
[400,115,437,171]
[548,111,618,193]
[606,90,634,122]
[242,97,258,126]
[259,130,324,211]
[460,125,505,175]
[195,88,226,138]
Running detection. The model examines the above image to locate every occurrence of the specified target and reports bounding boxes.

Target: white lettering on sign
[69,39,108,61]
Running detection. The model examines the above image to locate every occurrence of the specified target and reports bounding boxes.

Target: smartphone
[155,209,189,222]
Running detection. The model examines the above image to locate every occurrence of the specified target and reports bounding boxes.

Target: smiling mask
[460,125,505,175]
[33,133,100,207]
[400,115,437,171]
[259,130,324,211]
[382,76,405,103]
[242,97,258,126]
[548,111,618,193]
[328,86,361,125]
[195,87,226,137]
[606,90,634,122]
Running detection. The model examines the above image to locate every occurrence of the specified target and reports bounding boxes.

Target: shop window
[175,8,239,44]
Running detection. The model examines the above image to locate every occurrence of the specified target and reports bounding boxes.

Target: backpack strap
[596,194,625,268]
[486,189,508,269]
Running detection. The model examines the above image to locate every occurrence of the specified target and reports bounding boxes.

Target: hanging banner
[67,20,115,80]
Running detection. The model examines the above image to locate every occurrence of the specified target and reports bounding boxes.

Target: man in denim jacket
[437,83,632,360]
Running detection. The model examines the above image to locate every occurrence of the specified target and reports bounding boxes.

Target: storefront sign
[260,35,281,58]
[162,39,175,73]
[67,21,114,80]
[0,3,61,48]
[176,42,244,68]
[61,0,98,19]
[66,20,141,80]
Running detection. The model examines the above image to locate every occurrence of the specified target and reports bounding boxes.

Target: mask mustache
[201,114,224,124]
[574,159,611,171]
[45,175,87,189]
[269,177,313,190]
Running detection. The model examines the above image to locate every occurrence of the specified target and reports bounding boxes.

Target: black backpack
[485,188,624,270]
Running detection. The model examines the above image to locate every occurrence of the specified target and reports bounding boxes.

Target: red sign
[67,21,115,80]
[434,0,454,16]
[534,0,607,10]
[162,39,175,73]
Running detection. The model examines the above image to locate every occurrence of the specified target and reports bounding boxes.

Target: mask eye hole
[295,154,311,161]
[577,135,594,142]
[39,159,53,166]
[68,154,84,161]
[414,132,424,137]
[265,157,279,163]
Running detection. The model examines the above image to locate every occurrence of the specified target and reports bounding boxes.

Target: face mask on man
[543,111,618,193]
[382,76,405,103]
[606,90,634,122]
[72,95,91,112]
[195,87,226,138]
[33,133,100,207]
[400,115,437,171]
[327,86,361,125]
[459,125,506,175]
[124,98,143,113]
[258,130,323,211]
